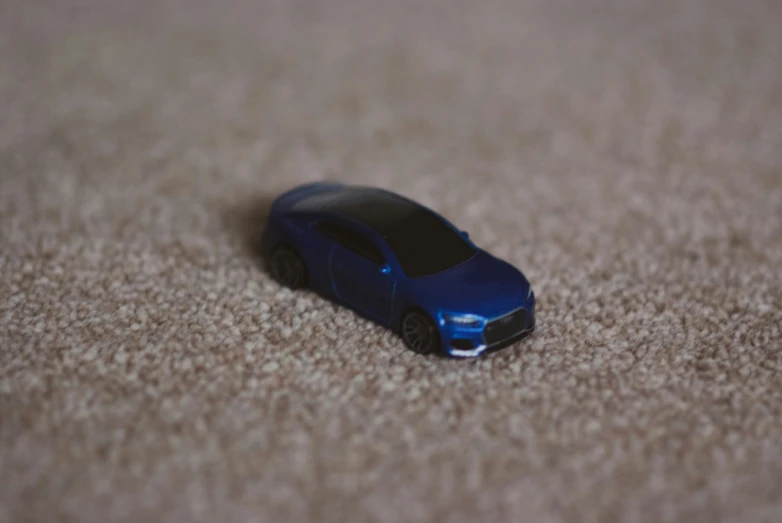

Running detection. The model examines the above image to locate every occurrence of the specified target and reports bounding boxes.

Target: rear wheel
[269,245,307,289]
[401,310,439,355]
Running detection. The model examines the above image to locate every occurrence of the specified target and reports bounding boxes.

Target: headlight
[442,313,483,327]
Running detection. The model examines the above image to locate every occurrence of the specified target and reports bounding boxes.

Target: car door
[312,220,395,323]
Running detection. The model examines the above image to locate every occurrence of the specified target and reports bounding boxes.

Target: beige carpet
[2,0,782,521]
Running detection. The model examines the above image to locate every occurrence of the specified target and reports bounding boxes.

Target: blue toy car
[261,182,535,357]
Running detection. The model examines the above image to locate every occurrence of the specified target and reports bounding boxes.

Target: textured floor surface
[2,0,782,521]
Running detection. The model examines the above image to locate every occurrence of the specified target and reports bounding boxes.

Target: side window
[313,221,384,265]
[313,221,345,244]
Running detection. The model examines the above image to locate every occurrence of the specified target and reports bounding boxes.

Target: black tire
[401,310,440,355]
[269,245,307,289]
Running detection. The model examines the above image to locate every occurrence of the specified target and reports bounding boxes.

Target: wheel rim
[271,249,303,288]
[402,313,436,354]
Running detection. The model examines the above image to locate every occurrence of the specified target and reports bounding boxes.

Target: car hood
[413,250,531,319]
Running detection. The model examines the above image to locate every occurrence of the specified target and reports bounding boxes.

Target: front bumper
[442,308,536,358]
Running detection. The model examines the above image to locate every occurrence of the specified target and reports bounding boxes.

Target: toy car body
[261,182,535,357]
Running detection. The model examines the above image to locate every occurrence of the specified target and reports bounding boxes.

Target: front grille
[450,339,474,350]
[484,308,528,345]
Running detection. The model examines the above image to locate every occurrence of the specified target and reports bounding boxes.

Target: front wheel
[401,310,440,355]
[269,245,307,290]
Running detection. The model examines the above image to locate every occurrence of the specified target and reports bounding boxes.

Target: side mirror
[379,263,391,275]
[460,230,470,239]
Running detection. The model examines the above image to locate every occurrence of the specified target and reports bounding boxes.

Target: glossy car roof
[293,186,422,236]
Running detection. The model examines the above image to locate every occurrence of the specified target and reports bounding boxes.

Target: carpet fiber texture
[2,0,782,521]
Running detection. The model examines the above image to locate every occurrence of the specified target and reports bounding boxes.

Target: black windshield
[383,210,476,278]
